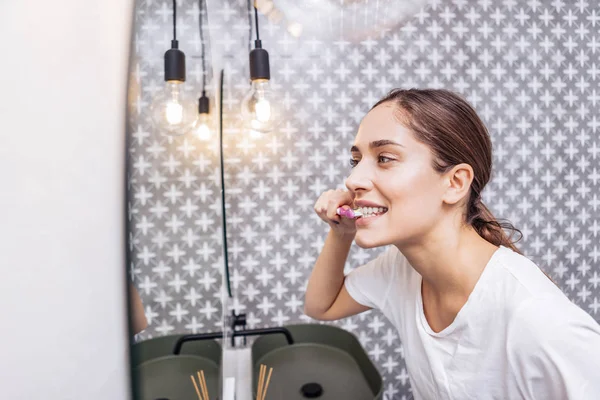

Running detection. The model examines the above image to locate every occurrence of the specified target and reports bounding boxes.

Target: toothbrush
[336,207,363,219]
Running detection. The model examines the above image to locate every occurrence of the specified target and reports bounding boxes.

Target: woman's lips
[355,211,385,227]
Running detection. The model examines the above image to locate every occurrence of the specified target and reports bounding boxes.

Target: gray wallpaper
[128,0,600,398]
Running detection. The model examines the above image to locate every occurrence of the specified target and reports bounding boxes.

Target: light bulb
[193,113,212,141]
[151,81,196,136]
[241,80,280,133]
[166,101,183,124]
[255,98,271,122]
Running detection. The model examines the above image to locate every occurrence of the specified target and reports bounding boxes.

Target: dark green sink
[132,335,222,400]
[132,334,222,367]
[251,324,383,400]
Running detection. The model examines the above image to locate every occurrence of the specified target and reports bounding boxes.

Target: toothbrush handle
[336,207,355,219]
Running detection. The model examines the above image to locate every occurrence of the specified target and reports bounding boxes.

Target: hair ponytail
[468,197,523,254]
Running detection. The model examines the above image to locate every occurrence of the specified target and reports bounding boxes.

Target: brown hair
[372,88,523,254]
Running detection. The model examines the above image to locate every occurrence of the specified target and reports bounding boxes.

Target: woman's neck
[396,225,499,299]
[396,225,499,333]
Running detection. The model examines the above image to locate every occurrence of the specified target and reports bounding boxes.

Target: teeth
[358,206,388,217]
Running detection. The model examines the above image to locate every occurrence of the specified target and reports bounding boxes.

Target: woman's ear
[441,163,474,205]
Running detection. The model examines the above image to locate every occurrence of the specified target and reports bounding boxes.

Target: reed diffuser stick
[257,364,265,400]
[261,367,273,400]
[190,375,203,400]
[200,370,210,400]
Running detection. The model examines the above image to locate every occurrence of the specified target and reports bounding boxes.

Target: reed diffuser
[190,370,210,400]
[256,364,274,400]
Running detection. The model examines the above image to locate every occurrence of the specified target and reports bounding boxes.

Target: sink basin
[134,355,220,400]
[132,335,222,400]
[131,334,221,367]
[251,324,383,400]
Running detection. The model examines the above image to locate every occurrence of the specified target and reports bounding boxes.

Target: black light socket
[164,39,186,82]
[249,40,270,81]
[198,91,209,114]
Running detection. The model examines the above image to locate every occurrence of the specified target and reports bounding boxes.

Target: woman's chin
[354,233,387,249]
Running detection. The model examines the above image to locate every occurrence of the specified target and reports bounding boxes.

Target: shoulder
[506,294,600,377]
[486,246,565,313]
[495,246,560,294]
[492,246,600,349]
[500,245,598,345]
[507,295,600,350]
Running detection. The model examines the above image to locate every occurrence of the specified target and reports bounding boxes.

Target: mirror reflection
[126,1,600,399]
[127,0,224,398]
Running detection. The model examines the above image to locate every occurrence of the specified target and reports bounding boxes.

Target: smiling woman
[304,88,600,400]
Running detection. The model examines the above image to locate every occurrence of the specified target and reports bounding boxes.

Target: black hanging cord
[254,4,260,42]
[198,0,206,92]
[172,0,177,41]
[247,0,252,53]
[219,69,232,298]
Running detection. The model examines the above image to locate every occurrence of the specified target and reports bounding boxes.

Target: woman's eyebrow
[350,140,405,152]
[370,139,405,149]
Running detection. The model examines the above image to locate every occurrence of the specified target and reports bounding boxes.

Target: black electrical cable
[247,0,252,53]
[199,0,206,92]
[254,4,260,42]
[172,0,177,41]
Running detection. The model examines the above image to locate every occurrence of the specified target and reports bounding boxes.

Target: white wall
[0,1,133,398]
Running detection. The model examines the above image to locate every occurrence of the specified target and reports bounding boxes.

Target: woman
[305,89,600,399]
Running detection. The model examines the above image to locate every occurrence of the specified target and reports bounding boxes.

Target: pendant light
[192,0,212,140]
[151,0,196,136]
[240,1,280,134]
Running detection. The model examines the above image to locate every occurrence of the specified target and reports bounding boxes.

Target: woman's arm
[304,230,371,320]
[129,283,148,334]
[304,189,371,321]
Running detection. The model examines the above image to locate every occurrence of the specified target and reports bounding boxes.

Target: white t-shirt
[344,245,600,400]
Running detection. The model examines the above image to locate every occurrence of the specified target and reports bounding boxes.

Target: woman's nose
[345,162,373,194]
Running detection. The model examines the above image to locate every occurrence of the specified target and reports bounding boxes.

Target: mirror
[127,1,227,398]
[127,1,600,400]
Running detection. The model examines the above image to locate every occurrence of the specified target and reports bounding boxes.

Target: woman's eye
[349,158,359,168]
[378,155,394,164]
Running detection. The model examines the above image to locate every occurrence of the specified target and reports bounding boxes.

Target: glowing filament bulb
[255,98,271,122]
[166,101,183,125]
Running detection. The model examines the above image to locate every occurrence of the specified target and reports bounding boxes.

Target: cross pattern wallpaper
[128,0,600,398]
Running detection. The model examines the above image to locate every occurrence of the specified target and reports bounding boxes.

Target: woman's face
[345,103,448,248]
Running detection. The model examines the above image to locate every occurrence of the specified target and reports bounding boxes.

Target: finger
[315,192,332,212]
[326,202,341,221]
[317,202,327,215]
[314,197,326,213]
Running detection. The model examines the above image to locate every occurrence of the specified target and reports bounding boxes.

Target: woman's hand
[314,189,357,237]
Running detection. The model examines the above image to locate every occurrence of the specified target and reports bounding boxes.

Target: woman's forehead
[354,106,413,149]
